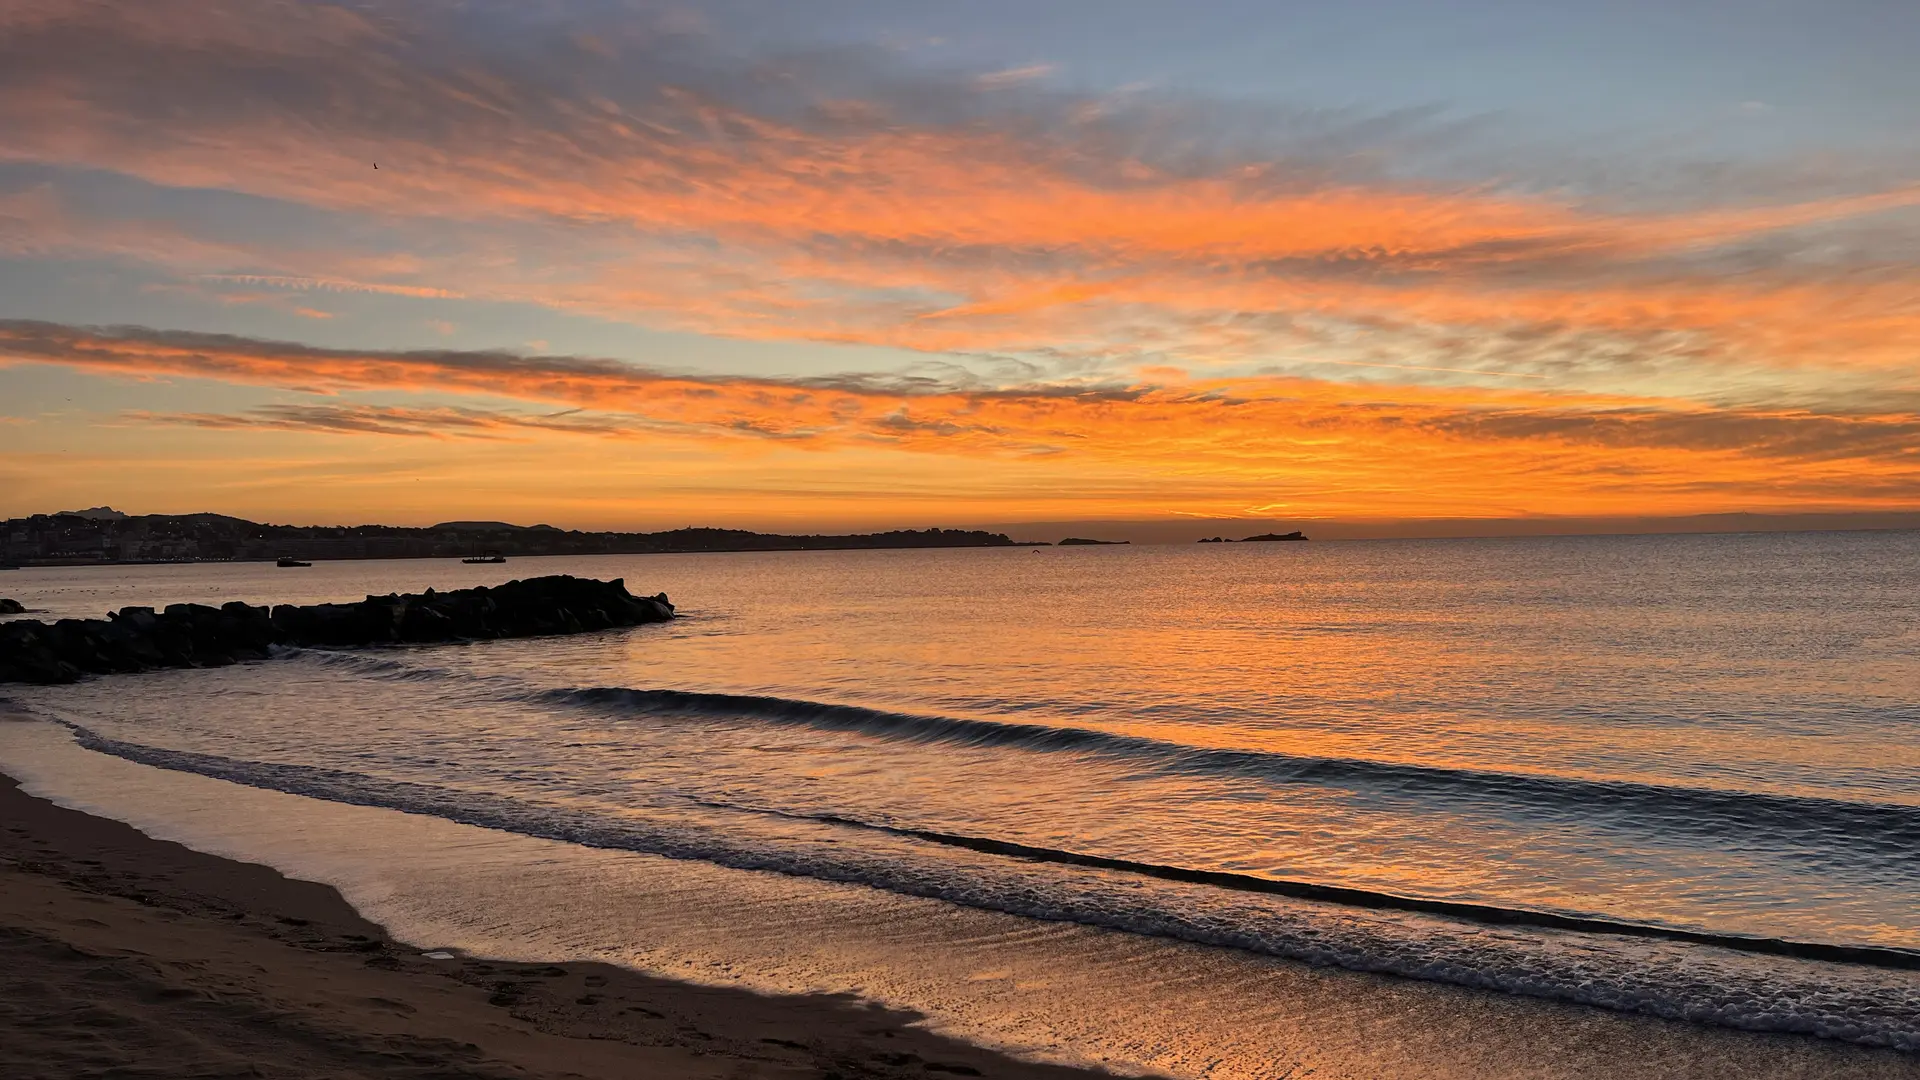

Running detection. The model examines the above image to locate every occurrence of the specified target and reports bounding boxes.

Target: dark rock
[0,620,82,684]
[111,606,159,631]
[0,575,675,684]
[0,598,24,615]
[1241,532,1308,542]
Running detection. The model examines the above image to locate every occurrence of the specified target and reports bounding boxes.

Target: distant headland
[0,509,1042,567]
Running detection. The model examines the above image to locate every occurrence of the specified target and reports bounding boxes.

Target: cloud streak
[196,275,463,300]
[8,319,1918,518]
[124,403,645,441]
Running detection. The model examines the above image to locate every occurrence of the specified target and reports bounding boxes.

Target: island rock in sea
[0,599,24,615]
[0,575,673,685]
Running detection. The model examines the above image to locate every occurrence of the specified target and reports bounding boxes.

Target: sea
[2,531,1917,1078]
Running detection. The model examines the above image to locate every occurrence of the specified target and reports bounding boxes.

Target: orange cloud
[1,3,1917,527]
[0,0,1914,398]
[7,320,1919,522]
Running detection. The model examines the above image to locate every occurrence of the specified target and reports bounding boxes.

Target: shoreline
[5,706,1918,1080]
[0,769,1118,1080]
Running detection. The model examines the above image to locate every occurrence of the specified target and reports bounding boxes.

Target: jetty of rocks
[0,575,673,685]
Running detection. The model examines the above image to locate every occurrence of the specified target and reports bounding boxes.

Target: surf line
[797,812,1920,972]
[41,711,1920,973]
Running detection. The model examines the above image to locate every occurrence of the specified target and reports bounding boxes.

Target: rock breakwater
[0,576,673,684]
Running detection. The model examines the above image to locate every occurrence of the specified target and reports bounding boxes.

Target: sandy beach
[0,772,1111,1080]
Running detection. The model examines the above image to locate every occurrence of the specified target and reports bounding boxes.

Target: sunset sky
[2,0,1918,530]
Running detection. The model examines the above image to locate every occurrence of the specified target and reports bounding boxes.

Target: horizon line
[11,506,1920,546]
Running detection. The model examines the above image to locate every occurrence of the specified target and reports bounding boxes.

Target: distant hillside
[2,512,1033,566]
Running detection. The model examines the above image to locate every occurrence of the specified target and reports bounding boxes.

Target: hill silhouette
[1,513,1035,566]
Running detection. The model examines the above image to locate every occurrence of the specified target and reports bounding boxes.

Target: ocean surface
[3,531,1918,1076]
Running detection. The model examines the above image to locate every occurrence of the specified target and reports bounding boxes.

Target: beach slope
[0,772,1111,1080]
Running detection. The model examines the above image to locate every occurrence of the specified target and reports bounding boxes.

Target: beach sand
[0,772,1111,1080]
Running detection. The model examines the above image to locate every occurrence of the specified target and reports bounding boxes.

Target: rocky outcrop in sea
[0,576,674,684]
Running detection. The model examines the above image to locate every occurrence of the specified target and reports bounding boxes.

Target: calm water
[3,532,1919,1069]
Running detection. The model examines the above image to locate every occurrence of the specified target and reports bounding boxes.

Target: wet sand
[0,772,1114,1080]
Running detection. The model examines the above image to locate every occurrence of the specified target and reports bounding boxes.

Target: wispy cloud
[8,320,1918,518]
[121,402,665,440]
[974,63,1055,89]
[196,275,462,300]
[0,0,1913,399]
[1,2,1917,523]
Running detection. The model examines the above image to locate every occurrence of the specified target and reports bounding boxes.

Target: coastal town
[1,508,1026,567]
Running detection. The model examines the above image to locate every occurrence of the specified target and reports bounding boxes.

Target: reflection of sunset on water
[8,531,1918,1073]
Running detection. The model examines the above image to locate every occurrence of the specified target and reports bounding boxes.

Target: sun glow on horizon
[1,0,1917,527]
